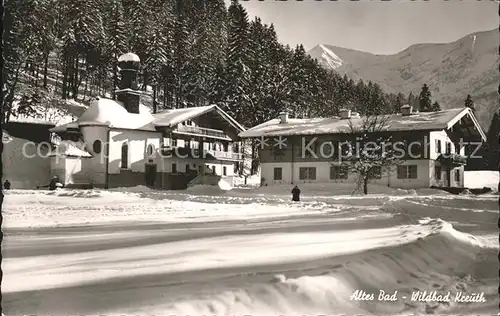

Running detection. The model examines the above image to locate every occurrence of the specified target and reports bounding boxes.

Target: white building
[50,53,246,189]
[239,106,487,189]
[2,121,55,189]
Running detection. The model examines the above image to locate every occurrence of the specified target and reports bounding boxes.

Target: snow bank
[218,178,232,191]
[241,182,445,197]
[54,189,103,198]
[464,170,498,189]
[109,185,156,193]
[186,184,229,195]
[233,174,261,187]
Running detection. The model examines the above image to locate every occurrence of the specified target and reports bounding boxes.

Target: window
[455,143,460,154]
[397,165,418,179]
[186,164,190,172]
[445,142,452,154]
[299,167,316,180]
[93,140,102,154]
[146,144,155,157]
[408,165,418,179]
[303,138,317,157]
[121,143,128,169]
[223,166,227,176]
[172,163,177,173]
[171,138,177,147]
[370,166,382,179]
[435,165,442,180]
[435,140,442,153]
[273,167,283,180]
[321,141,334,157]
[330,166,348,179]
[212,166,216,174]
[338,141,352,158]
[273,147,285,160]
[455,169,460,182]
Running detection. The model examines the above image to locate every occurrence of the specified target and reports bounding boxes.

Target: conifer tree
[225,0,252,123]
[418,84,432,112]
[105,0,129,99]
[2,0,414,127]
[465,94,475,112]
[431,101,441,112]
[392,92,406,113]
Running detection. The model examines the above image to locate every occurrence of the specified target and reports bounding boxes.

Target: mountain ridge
[308,28,499,131]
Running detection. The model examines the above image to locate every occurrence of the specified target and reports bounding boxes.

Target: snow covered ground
[2,185,498,316]
[464,170,498,189]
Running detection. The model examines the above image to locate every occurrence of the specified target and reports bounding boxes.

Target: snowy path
[2,188,498,316]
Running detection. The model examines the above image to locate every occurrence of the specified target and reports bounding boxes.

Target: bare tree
[333,114,405,194]
[238,139,257,185]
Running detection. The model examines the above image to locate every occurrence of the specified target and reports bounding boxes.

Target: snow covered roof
[2,130,13,144]
[239,108,486,140]
[51,98,156,132]
[118,53,140,63]
[51,102,246,134]
[50,121,79,133]
[153,105,245,132]
[8,117,56,125]
[49,140,92,157]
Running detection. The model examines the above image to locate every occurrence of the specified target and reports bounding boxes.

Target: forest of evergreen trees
[1,0,451,128]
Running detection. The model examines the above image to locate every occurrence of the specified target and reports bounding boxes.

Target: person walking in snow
[292,185,301,202]
[38,176,62,190]
[3,180,11,190]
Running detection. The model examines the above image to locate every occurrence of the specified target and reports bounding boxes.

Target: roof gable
[446,107,487,141]
[153,105,245,132]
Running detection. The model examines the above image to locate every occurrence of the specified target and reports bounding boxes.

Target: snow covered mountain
[308,29,499,131]
[311,44,344,70]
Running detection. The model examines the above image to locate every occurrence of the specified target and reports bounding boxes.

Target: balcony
[437,153,467,167]
[206,149,243,161]
[175,125,230,140]
[161,146,243,161]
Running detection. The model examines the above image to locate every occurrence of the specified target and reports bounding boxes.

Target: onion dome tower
[116,53,141,113]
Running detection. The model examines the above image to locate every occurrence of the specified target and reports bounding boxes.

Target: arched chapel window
[93,140,102,154]
[121,143,129,169]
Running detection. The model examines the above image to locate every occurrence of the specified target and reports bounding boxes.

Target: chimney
[401,104,413,116]
[116,53,141,114]
[339,109,351,119]
[279,111,289,124]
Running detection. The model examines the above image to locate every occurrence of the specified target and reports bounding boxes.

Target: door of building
[445,168,451,187]
[145,164,157,187]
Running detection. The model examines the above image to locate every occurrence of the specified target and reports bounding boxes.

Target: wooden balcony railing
[206,149,243,161]
[176,125,229,139]
[437,153,467,166]
[161,146,243,161]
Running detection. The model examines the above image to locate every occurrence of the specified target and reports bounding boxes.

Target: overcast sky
[228,0,498,55]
